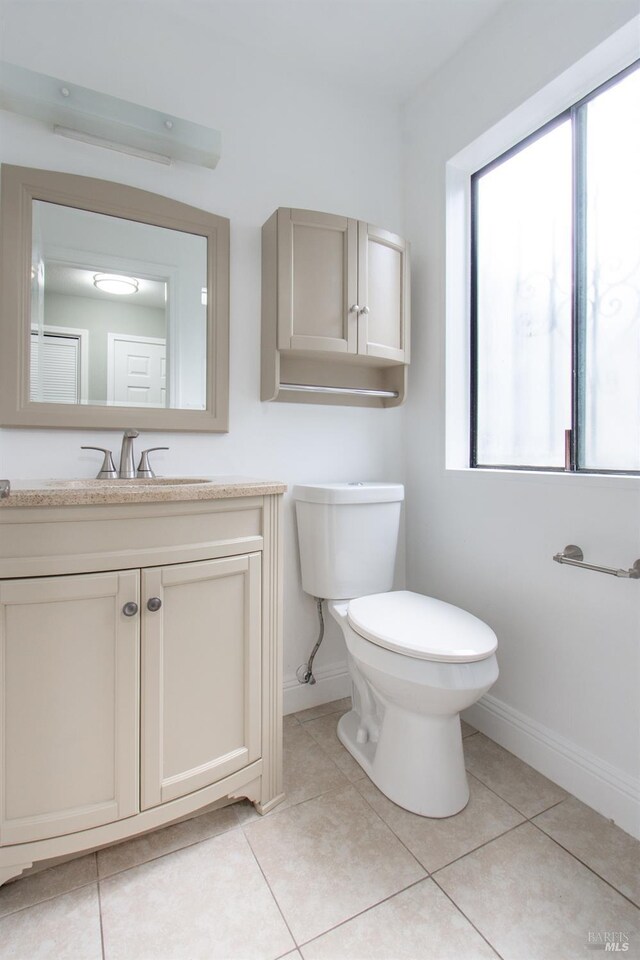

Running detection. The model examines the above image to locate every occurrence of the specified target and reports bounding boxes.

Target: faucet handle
[81,446,118,480]
[137,447,169,479]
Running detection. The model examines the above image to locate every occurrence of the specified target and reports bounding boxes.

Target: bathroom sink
[46,477,213,488]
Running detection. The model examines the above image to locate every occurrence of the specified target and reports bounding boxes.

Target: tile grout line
[294,876,429,954]
[430,820,528,878]
[528,819,640,910]
[94,817,245,884]
[463,764,567,821]
[464,769,529,818]
[96,860,107,960]
[241,826,300,952]
[0,873,99,923]
[429,872,506,960]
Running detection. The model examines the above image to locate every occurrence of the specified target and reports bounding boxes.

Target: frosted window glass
[583,69,640,471]
[475,122,572,467]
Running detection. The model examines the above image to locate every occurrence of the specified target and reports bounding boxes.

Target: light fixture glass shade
[0,61,222,168]
[93,273,139,295]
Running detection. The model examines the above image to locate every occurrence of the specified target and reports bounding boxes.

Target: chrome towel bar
[279,383,399,399]
[553,544,640,579]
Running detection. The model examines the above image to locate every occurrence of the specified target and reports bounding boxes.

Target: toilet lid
[347,591,497,663]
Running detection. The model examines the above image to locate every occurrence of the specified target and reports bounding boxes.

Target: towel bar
[279,383,399,399]
[553,544,640,579]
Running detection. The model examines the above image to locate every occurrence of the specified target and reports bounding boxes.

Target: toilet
[293,482,499,818]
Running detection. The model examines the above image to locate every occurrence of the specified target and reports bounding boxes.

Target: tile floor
[1,699,639,960]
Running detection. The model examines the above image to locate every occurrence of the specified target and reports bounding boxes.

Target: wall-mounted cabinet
[262,208,410,408]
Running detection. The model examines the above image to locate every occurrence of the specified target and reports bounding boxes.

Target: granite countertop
[0,477,287,508]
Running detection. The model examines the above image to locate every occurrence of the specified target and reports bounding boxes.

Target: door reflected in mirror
[30,201,208,410]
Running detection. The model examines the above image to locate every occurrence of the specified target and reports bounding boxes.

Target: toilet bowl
[293,482,499,818]
[329,594,498,817]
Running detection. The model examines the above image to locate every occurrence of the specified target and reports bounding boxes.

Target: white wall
[403,1,640,836]
[0,1,406,708]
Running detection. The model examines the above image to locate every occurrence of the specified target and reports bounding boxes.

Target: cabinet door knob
[359,306,370,315]
[147,597,162,612]
[122,601,139,617]
[349,304,360,313]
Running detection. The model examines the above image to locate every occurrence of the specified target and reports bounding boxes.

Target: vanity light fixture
[93,273,139,296]
[0,61,222,169]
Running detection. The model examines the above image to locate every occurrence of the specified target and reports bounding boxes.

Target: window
[471,61,640,474]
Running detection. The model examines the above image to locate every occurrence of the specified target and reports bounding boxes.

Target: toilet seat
[347,590,497,663]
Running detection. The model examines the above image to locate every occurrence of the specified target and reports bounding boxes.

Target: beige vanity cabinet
[262,207,409,407]
[141,554,262,809]
[0,570,140,845]
[0,485,284,887]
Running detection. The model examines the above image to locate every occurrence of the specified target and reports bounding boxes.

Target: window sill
[445,466,640,491]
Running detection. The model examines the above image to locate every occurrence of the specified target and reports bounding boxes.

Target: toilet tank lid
[347,591,498,662]
[293,483,404,504]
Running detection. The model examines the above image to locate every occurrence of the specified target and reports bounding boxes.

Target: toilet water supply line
[296,597,325,685]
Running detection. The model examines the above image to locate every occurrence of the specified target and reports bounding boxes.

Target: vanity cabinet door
[357,222,410,364]
[141,553,262,809]
[277,208,359,354]
[0,571,139,845]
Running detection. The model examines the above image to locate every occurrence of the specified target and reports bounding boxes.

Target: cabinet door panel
[0,571,139,844]
[358,222,410,364]
[278,209,358,353]
[141,554,261,809]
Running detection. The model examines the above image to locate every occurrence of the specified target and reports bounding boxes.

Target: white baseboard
[464,694,640,840]
[283,660,351,715]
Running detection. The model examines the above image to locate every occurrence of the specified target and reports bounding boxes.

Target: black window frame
[470,59,640,477]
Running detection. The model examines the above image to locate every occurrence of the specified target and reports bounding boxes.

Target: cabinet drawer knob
[122,601,139,617]
[147,597,162,612]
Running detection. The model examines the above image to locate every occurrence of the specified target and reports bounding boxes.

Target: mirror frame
[0,164,229,432]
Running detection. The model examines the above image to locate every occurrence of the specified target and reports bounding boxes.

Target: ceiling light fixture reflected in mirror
[93,273,139,295]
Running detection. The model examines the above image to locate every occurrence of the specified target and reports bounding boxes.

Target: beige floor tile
[0,854,97,920]
[230,726,350,824]
[464,734,567,817]
[437,822,640,960]
[302,712,367,782]
[244,784,425,944]
[232,797,264,825]
[284,714,302,729]
[461,720,477,738]
[97,804,238,878]
[100,829,294,960]
[282,721,350,808]
[356,773,525,872]
[295,697,352,724]
[0,885,102,960]
[301,878,498,959]
[533,796,640,907]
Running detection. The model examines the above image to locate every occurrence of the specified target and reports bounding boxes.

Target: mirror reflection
[30,201,208,410]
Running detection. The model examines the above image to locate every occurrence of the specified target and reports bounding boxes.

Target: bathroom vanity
[0,478,285,886]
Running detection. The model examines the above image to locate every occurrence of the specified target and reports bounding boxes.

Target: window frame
[469,59,640,477]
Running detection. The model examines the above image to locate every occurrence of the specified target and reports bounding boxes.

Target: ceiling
[162,0,507,104]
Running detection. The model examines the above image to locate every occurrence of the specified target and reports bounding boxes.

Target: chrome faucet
[118,429,139,479]
[82,430,168,479]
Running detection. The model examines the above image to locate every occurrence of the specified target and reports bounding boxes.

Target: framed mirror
[0,165,229,431]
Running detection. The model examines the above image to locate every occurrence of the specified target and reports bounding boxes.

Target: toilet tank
[293,483,404,600]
